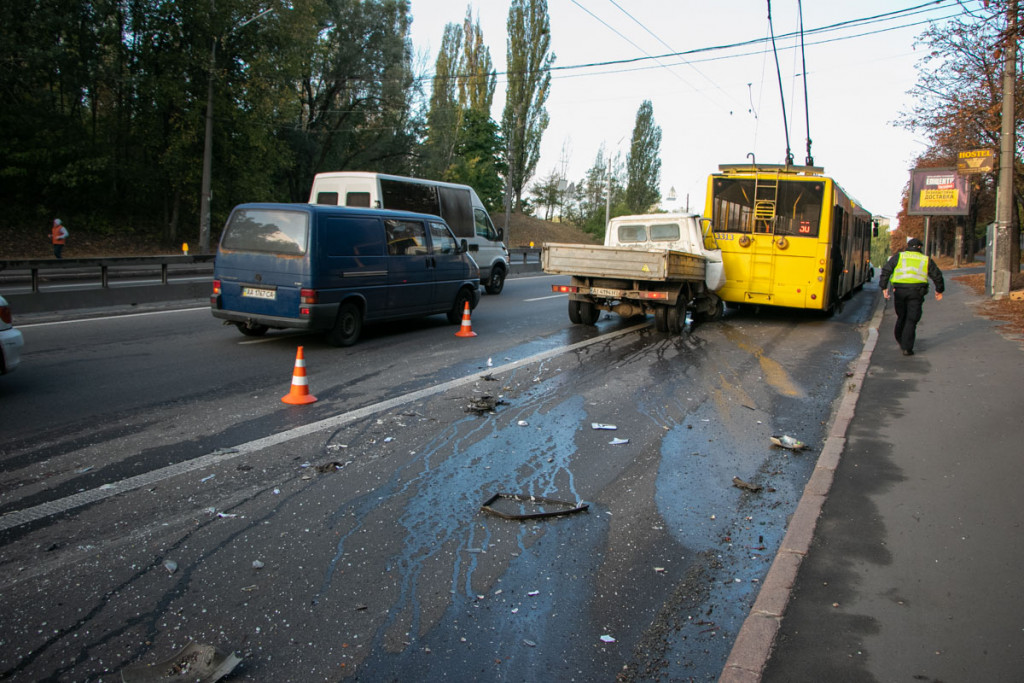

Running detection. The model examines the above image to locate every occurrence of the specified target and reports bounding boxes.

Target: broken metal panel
[480,492,589,520]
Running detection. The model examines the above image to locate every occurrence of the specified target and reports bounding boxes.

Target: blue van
[211,203,481,346]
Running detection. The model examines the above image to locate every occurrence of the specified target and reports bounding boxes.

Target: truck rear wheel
[568,298,582,324]
[654,306,669,332]
[667,302,685,334]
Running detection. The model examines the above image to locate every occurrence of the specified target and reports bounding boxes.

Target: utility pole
[993,0,1017,299]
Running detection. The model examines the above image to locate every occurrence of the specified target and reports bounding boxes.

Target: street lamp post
[198,7,277,254]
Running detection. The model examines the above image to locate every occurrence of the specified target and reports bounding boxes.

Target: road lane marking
[18,307,207,327]
[524,294,566,302]
[0,321,650,532]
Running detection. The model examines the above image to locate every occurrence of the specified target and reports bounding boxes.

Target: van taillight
[0,304,11,325]
[212,279,221,295]
[301,289,317,304]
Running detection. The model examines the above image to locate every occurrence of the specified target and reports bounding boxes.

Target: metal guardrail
[0,249,542,295]
[0,255,216,293]
[511,247,541,264]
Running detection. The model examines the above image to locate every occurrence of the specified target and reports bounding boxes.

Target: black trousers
[893,285,927,351]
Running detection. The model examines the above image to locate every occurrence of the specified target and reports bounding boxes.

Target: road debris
[316,461,347,473]
[591,423,617,430]
[163,560,177,575]
[465,395,508,415]
[252,560,264,570]
[120,641,241,683]
[600,635,616,643]
[770,434,807,450]
[517,420,529,427]
[732,477,763,493]
[480,493,589,520]
[608,437,629,446]
[200,474,215,483]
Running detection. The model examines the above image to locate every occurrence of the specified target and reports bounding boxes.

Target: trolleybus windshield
[711,178,825,237]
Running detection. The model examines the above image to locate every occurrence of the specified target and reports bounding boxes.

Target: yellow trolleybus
[705,164,874,312]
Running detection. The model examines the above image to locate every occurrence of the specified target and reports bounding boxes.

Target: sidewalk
[723,274,1024,682]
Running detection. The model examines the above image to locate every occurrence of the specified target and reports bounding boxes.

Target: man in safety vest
[50,218,69,259]
[879,237,944,356]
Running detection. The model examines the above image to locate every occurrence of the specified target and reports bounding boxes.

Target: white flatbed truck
[542,213,725,333]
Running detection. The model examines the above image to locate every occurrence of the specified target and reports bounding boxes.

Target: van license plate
[242,287,276,300]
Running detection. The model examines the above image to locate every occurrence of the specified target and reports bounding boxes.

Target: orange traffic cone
[281,346,318,405]
[455,301,477,338]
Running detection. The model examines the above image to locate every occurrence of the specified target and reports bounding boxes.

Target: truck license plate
[242,286,276,300]
[590,287,622,297]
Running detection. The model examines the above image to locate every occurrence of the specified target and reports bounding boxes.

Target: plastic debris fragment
[609,438,629,446]
[120,641,241,683]
[770,434,806,450]
[200,474,215,483]
[252,560,264,570]
[517,420,529,427]
[163,560,177,574]
[591,423,617,430]
[732,477,763,493]
[600,635,616,643]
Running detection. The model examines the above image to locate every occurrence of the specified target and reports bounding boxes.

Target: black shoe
[902,349,914,356]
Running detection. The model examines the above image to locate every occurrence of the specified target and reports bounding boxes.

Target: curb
[719,295,885,682]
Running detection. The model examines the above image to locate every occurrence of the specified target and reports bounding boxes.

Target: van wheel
[236,322,269,337]
[328,303,362,347]
[484,266,506,295]
[447,289,473,324]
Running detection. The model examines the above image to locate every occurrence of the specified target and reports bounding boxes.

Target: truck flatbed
[541,242,706,282]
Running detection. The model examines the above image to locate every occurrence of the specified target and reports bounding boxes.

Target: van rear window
[222,209,309,255]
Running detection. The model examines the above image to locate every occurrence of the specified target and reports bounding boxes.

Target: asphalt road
[0,276,878,681]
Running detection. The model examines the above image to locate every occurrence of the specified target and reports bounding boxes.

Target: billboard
[907,168,970,216]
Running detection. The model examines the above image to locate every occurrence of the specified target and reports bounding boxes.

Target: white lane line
[19,307,207,327]
[524,294,566,302]
[0,322,649,532]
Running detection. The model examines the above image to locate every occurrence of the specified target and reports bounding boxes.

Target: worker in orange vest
[51,218,68,258]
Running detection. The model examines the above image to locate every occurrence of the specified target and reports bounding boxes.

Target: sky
[406,0,984,224]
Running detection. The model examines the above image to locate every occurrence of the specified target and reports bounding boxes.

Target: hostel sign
[907,167,970,216]
[957,148,995,174]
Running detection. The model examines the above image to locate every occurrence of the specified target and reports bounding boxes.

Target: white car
[0,294,24,375]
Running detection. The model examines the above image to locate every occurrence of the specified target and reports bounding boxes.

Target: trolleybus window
[711,178,824,237]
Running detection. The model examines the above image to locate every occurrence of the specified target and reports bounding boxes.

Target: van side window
[385,219,428,256]
[428,222,458,255]
[316,192,339,205]
[474,208,497,240]
[346,192,371,208]
[323,217,384,256]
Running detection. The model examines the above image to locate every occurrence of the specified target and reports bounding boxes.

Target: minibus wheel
[328,302,362,347]
[485,266,506,295]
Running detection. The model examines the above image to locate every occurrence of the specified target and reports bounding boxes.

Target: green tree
[625,100,662,214]
[460,6,496,115]
[501,0,554,212]
[421,21,463,179]
[444,108,505,211]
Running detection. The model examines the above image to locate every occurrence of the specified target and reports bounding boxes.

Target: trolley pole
[993,0,1017,299]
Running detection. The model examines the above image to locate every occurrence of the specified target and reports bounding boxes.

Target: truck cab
[605,213,725,291]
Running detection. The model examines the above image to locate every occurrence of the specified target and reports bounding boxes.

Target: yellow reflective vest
[891,251,929,284]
